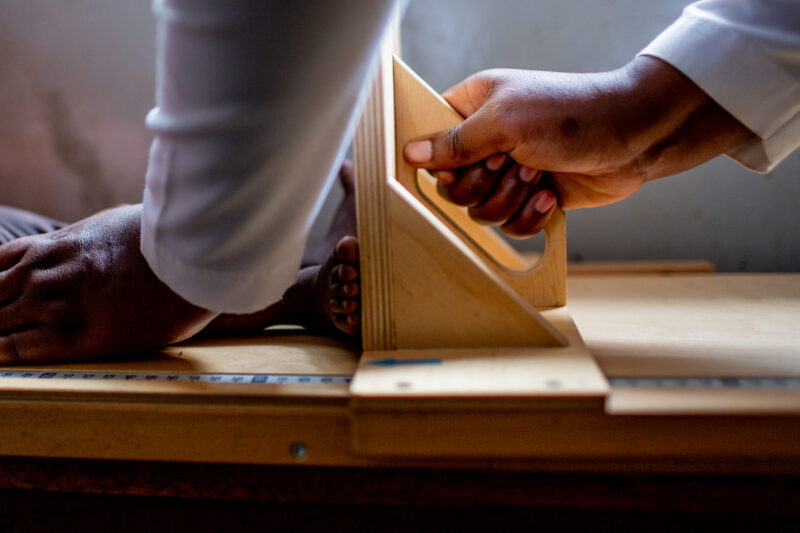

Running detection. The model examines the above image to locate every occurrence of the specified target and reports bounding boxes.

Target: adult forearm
[142,0,397,314]
[612,55,755,182]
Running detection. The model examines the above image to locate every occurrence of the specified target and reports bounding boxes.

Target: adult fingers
[0,238,28,271]
[439,71,494,118]
[468,165,543,225]
[436,153,511,207]
[0,326,63,365]
[0,299,44,334]
[0,263,27,305]
[500,188,558,238]
[403,104,513,171]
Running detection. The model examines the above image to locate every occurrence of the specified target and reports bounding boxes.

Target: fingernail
[433,170,457,184]
[518,166,538,183]
[405,140,432,164]
[534,192,555,214]
[485,154,506,171]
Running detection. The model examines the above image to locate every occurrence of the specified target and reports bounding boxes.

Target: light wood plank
[569,273,800,414]
[0,399,359,465]
[351,306,606,400]
[382,181,567,349]
[568,274,800,378]
[607,388,800,414]
[352,409,800,459]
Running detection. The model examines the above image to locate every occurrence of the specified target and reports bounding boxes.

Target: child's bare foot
[199,160,360,339]
[201,236,360,338]
[289,235,360,336]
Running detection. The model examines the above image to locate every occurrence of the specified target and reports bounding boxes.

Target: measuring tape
[1,371,797,389]
[0,370,352,385]
[609,377,800,389]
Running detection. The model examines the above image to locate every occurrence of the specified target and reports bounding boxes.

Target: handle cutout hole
[415,169,545,273]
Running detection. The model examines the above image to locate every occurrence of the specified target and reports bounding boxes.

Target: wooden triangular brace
[384,180,566,349]
[350,33,607,411]
[353,41,565,351]
[393,57,567,309]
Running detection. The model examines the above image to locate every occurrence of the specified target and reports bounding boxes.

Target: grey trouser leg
[0,206,67,245]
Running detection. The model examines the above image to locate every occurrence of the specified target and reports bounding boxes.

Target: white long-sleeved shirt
[141,0,397,313]
[641,0,800,172]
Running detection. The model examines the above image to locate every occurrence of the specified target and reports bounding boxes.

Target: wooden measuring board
[350,35,607,408]
[0,275,796,469]
[351,274,800,461]
[568,274,800,415]
[0,330,364,465]
[0,330,358,399]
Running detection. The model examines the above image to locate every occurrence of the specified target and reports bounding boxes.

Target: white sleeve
[141,0,398,313]
[639,0,800,173]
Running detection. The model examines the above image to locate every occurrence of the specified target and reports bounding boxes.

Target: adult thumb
[402,108,509,170]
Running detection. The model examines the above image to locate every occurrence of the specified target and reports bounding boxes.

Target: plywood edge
[354,36,396,351]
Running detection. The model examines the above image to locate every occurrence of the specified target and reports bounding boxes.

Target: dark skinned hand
[403,56,755,237]
[0,204,217,364]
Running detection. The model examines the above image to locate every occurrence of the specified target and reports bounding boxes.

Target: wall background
[0,1,154,221]
[0,0,797,271]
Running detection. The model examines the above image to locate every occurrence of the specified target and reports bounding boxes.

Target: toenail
[341,266,356,281]
[345,283,360,297]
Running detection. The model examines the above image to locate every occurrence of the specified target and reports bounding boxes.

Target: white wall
[0,1,155,222]
[0,0,797,272]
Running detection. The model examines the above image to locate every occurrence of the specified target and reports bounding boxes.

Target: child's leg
[201,162,361,338]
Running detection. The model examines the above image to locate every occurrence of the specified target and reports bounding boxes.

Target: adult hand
[0,205,218,364]
[403,56,754,237]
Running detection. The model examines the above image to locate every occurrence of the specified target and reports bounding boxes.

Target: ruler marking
[5,372,796,389]
[0,370,352,385]
[609,377,800,389]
